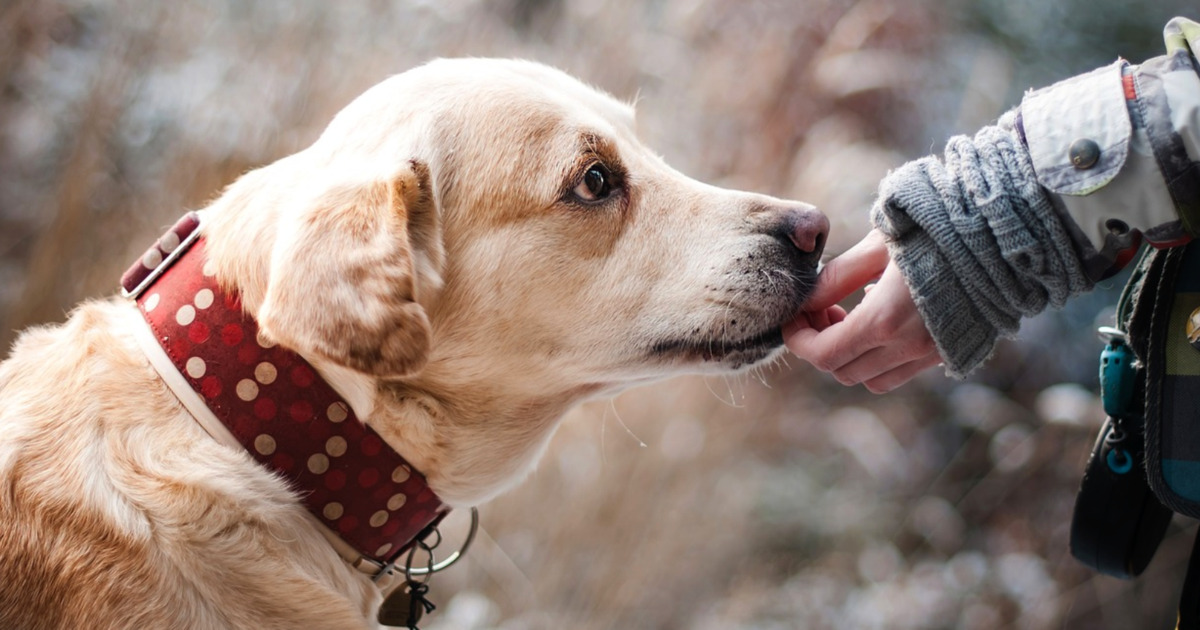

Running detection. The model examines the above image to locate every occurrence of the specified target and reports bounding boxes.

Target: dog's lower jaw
[377,333,791,507]
[717,340,788,371]
[647,326,786,371]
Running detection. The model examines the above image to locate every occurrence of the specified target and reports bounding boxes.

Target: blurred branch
[0,0,35,90]
[4,5,160,336]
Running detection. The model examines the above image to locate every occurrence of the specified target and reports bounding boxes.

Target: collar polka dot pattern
[134,233,447,565]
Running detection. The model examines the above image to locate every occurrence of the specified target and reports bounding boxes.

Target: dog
[0,58,827,629]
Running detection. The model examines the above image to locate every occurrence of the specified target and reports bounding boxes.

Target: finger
[785,318,882,374]
[783,324,820,356]
[782,305,843,336]
[862,354,945,394]
[830,346,912,386]
[807,305,848,331]
[803,230,890,310]
[830,332,938,386]
[807,310,829,331]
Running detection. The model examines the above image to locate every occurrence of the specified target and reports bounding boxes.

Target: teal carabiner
[1099,328,1137,418]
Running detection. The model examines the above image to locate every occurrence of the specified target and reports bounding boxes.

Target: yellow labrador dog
[0,59,826,629]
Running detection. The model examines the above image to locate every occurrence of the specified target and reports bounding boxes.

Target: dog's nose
[775,206,829,264]
[788,208,829,256]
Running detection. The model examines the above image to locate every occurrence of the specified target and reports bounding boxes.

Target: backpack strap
[1124,241,1200,626]
[1133,241,1200,516]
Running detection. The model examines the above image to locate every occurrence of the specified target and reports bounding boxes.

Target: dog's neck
[307,360,378,427]
[123,215,451,575]
[337,370,602,506]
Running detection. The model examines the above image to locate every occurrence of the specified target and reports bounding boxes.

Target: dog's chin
[649,327,785,371]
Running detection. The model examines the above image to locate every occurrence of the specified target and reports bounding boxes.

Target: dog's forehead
[317,59,640,173]
[319,59,640,166]
[345,58,637,142]
[426,58,635,126]
[316,59,644,221]
[414,60,644,207]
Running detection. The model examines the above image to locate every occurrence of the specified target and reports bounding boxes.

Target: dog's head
[203,59,826,502]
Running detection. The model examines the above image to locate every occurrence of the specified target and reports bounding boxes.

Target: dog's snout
[767,206,828,264]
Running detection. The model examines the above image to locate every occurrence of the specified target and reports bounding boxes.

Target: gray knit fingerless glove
[870,112,1094,377]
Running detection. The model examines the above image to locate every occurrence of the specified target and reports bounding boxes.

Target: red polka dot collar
[121,212,450,576]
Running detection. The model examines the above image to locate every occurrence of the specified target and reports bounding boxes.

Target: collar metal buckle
[374,507,479,583]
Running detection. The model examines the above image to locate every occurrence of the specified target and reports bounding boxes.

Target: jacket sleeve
[1022,16,1200,280]
[870,17,1200,377]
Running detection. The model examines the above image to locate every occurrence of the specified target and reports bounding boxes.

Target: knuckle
[833,369,859,386]
[809,352,839,372]
[813,357,836,372]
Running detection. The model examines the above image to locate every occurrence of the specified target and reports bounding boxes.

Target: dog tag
[378,581,436,629]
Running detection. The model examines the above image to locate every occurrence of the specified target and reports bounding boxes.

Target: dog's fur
[0,59,826,629]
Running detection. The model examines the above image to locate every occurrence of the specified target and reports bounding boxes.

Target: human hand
[785,230,942,393]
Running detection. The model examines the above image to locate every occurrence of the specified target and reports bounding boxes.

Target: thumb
[802,229,890,310]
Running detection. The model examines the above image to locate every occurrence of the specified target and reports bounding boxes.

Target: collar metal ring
[405,507,479,577]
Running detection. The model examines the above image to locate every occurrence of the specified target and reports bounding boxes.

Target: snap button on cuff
[1069,138,1101,169]
[1105,218,1130,235]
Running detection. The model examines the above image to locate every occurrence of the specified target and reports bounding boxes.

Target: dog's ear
[257,160,440,378]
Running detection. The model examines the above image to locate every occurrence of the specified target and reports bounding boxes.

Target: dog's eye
[573,164,614,202]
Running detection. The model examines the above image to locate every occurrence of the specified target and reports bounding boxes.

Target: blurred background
[2,0,1199,628]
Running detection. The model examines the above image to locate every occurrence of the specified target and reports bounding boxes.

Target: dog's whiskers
[701,374,742,408]
[605,397,646,449]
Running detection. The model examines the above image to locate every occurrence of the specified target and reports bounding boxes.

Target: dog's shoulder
[0,300,378,629]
